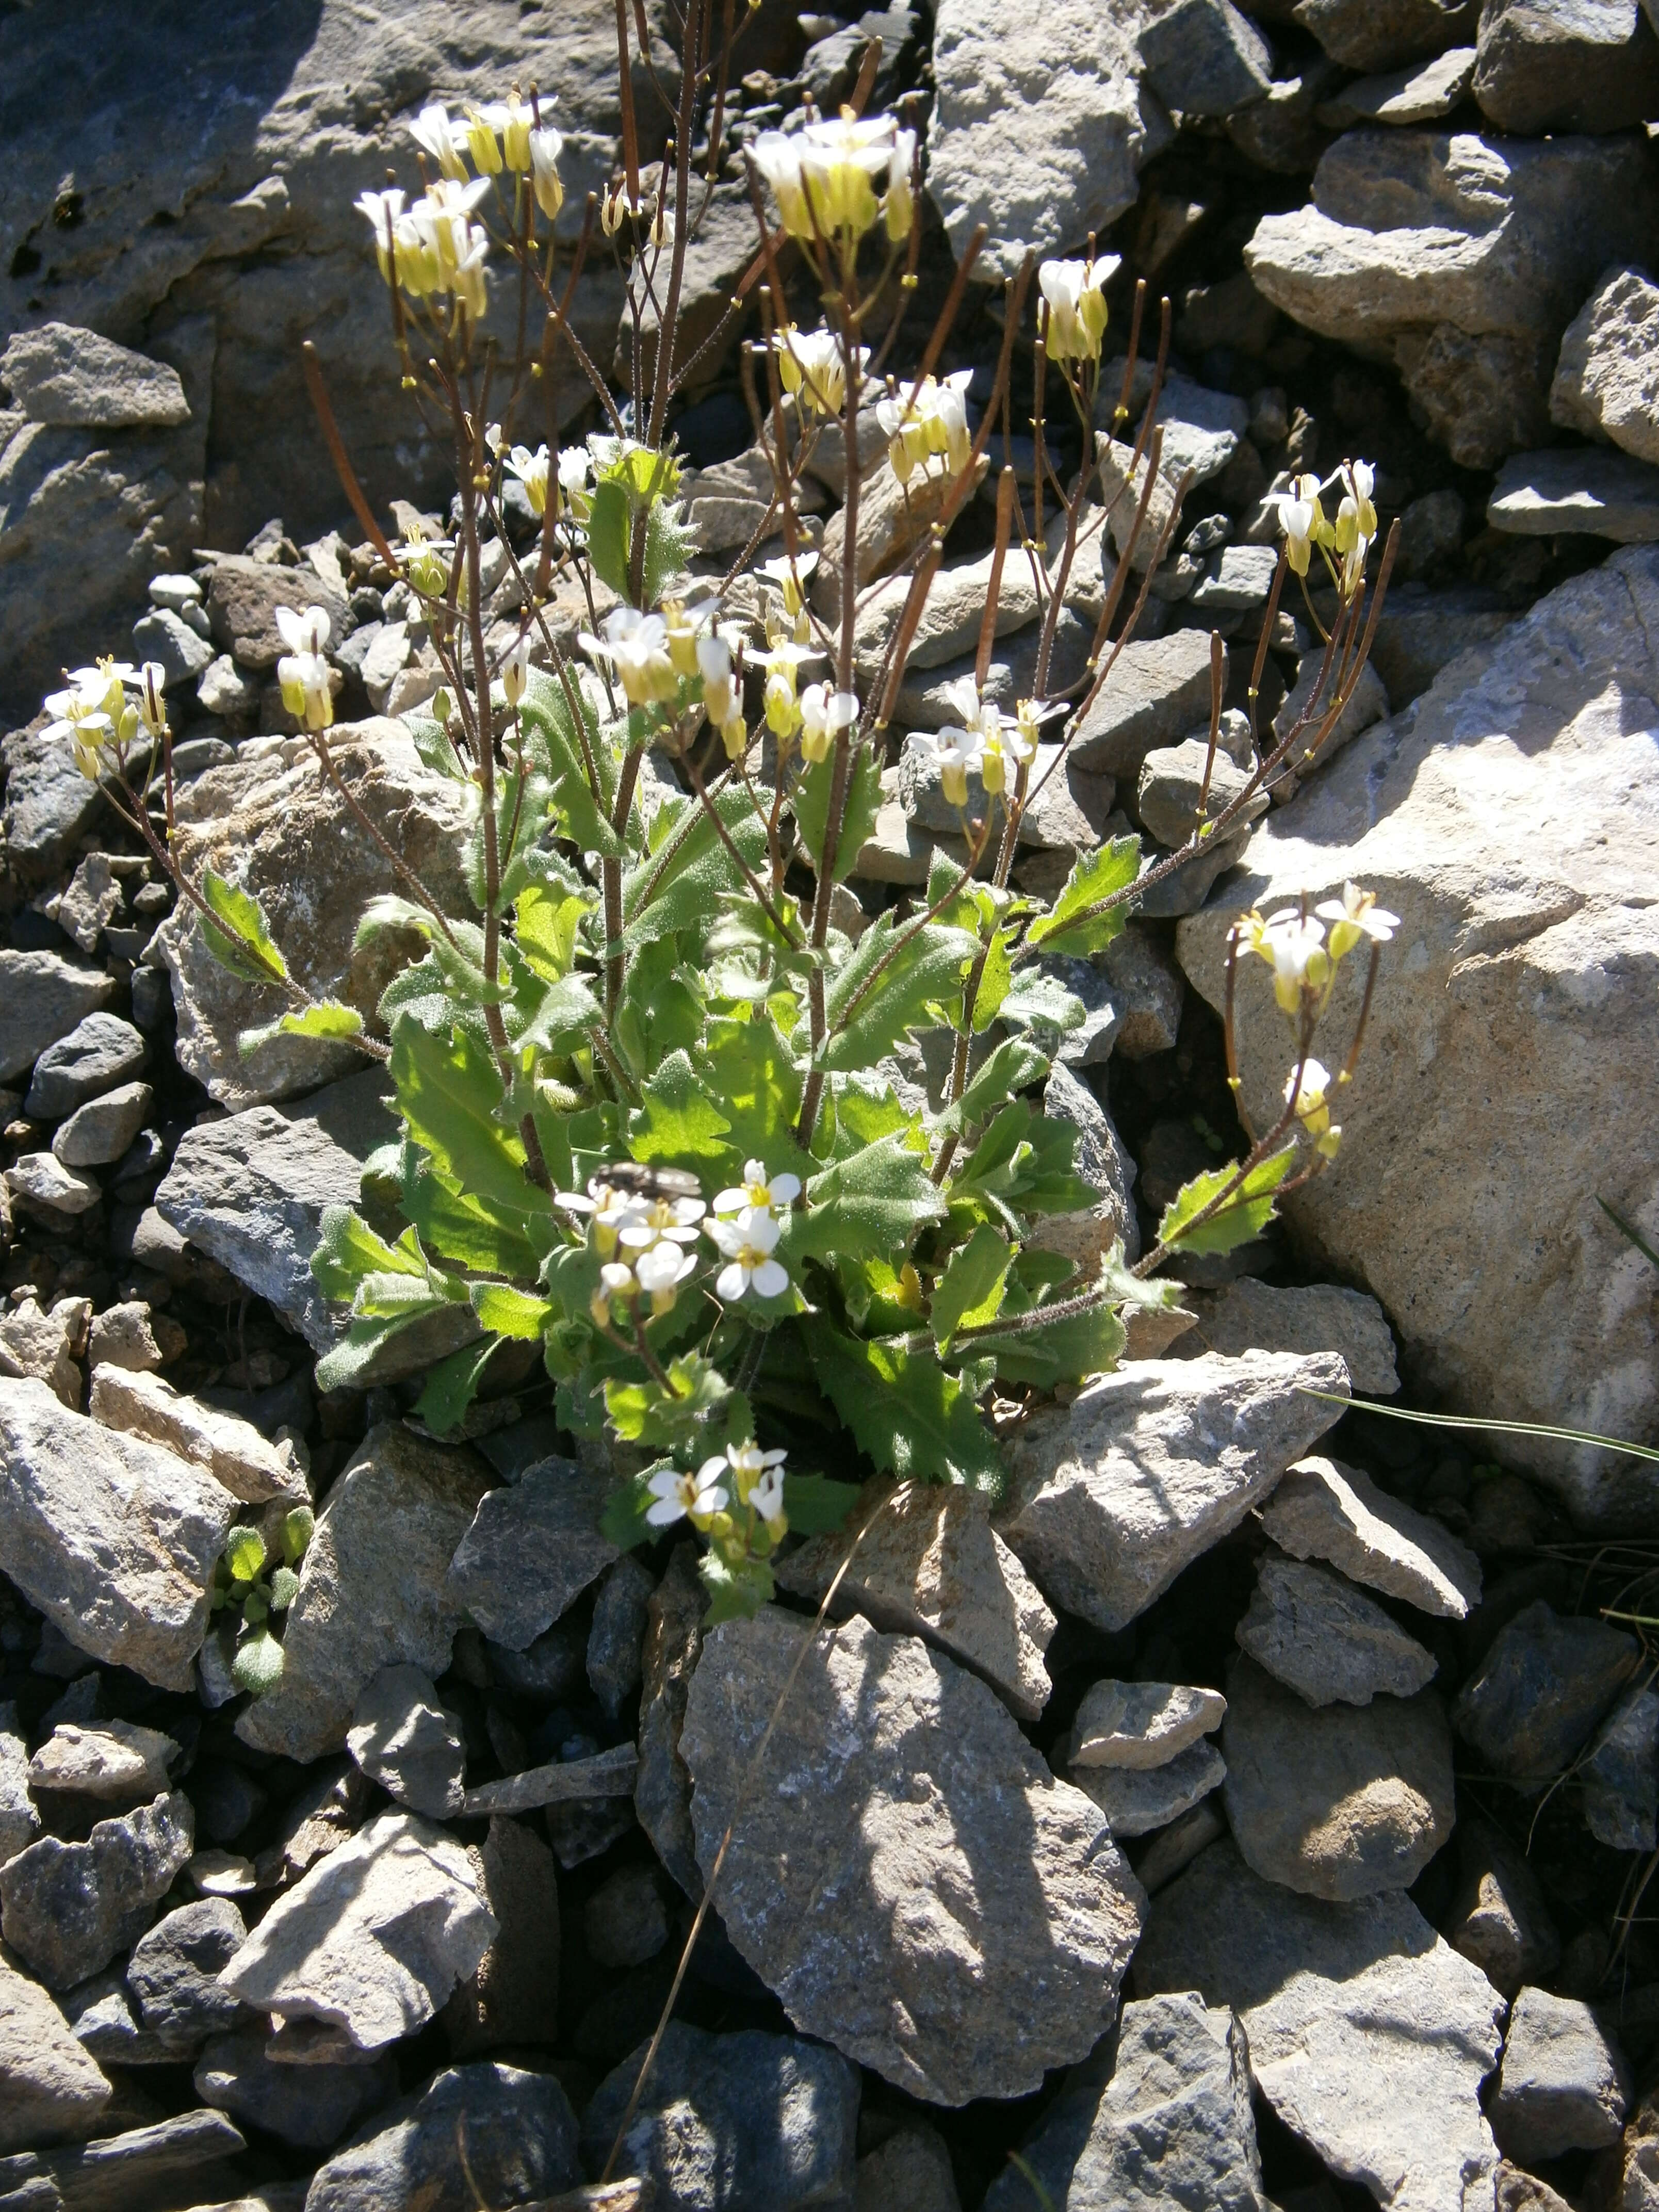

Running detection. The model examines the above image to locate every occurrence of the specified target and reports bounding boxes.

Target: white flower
[758,549,818,621]
[276,652,334,733]
[43,668,119,780]
[1284,1055,1339,1151]
[579,608,676,707]
[1315,882,1399,956]
[557,445,590,506]
[875,370,974,485]
[1274,473,1326,577]
[529,123,565,219]
[411,103,470,182]
[713,1159,802,1217]
[557,1178,648,1255]
[754,637,824,737]
[755,113,915,245]
[883,127,916,243]
[355,188,407,284]
[591,1258,639,1323]
[633,1237,697,1310]
[137,662,168,736]
[705,1439,788,1526]
[798,683,858,765]
[696,631,737,726]
[1039,255,1111,364]
[454,228,489,318]
[748,1461,786,1525]
[1247,909,1328,1014]
[478,89,534,173]
[1335,458,1378,551]
[506,443,549,516]
[616,1193,706,1249]
[771,327,864,418]
[645,1462,728,1528]
[928,726,983,809]
[275,605,332,657]
[706,1207,789,1302]
[500,633,532,708]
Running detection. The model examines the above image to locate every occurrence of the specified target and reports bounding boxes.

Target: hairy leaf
[811,1327,1005,1492]
[784,1129,946,1268]
[606,1352,731,1451]
[622,786,769,955]
[311,1207,427,1304]
[389,1015,531,1214]
[199,870,289,986]
[971,1296,1127,1389]
[1028,836,1142,956]
[631,1051,735,1168]
[1157,1144,1297,1257]
[415,1339,500,1436]
[792,745,884,884]
[930,1224,1012,1349]
[819,914,978,1075]
[781,1471,863,1533]
[470,1281,557,1339]
[240,998,364,1059]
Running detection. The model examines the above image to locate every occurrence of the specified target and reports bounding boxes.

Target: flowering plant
[45,13,1397,1622]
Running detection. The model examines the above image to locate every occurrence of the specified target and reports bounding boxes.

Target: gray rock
[1136,1837,1504,2212]
[28,1720,178,1806]
[155,1068,396,1353]
[269,1759,369,1886]
[51,1083,152,1169]
[1238,1551,1438,1705]
[777,1476,1058,1721]
[856,2125,961,2212]
[1136,738,1268,850]
[1452,1600,1637,1784]
[982,1992,1268,2212]
[53,852,124,955]
[1271,654,1389,795]
[1068,632,1219,777]
[1069,1739,1227,1837]
[484,1619,588,1703]
[1445,1816,1560,1999]
[1189,543,1281,611]
[1491,1986,1631,2164]
[1489,445,1659,541]
[998,1351,1350,1633]
[1223,1656,1455,1899]
[680,1609,1144,2102]
[0,1378,235,1693]
[0,1297,82,1412]
[236,1423,490,1764]
[1140,0,1273,113]
[205,557,350,674]
[148,573,201,611]
[1099,925,1183,1058]
[345,1666,465,1820]
[927,0,1168,284]
[459,1742,637,1820]
[1140,375,1252,489]
[0,962,117,1090]
[24,1013,143,1118]
[62,1964,201,2063]
[1551,265,1659,467]
[583,1863,670,1971]
[445,1454,619,1651]
[1261,1455,1480,1618]
[1246,129,1659,468]
[0,325,189,430]
[1582,1682,1659,1851]
[198,654,261,719]
[1316,43,1478,123]
[1065,1679,1226,1768]
[217,1811,494,2051]
[1474,0,1659,132]
[85,1303,164,1375]
[193,2028,396,2151]
[0,1947,111,2152]
[1192,1279,1401,1398]
[306,2062,578,2212]
[0,1703,39,1868]
[636,1545,706,1900]
[587,1558,656,1721]
[0,2108,246,2212]
[131,607,214,690]
[89,1365,304,1504]
[1043,955,1125,1071]
[126,1899,247,2040]
[441,1816,561,2057]
[582,2023,858,2212]
[1292,0,1479,69]
[1226,56,1346,169]
[4,1152,101,1217]
[0,1790,194,1988]
[897,737,1114,853]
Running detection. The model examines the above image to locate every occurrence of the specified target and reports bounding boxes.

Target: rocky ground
[3,2,1659,2209]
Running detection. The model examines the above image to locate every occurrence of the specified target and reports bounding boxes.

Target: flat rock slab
[235,1422,491,1763]
[982,1992,1268,2211]
[217,1810,495,2052]
[1261,1454,1481,1619]
[0,2108,246,2212]
[1452,1598,1637,1784]
[29,1719,180,1805]
[0,1702,39,1866]
[305,2061,580,2212]
[1223,1656,1455,1900]
[0,322,190,429]
[346,1665,465,1820]
[1490,1985,1631,2165]
[634,1544,705,1901]
[681,1608,1145,2104]
[776,1477,1056,1720]
[0,1378,235,1693]
[1190,1278,1400,1397]
[0,1946,112,2151]
[1136,1838,1505,2212]
[1065,1679,1225,1769]
[999,1351,1351,1633]
[582,2023,859,2212]
[0,1790,196,1988]
[89,1364,304,1503]
[0,953,115,1086]
[1237,1551,1438,1706]
[444,1454,618,1651]
[1489,446,1659,540]
[459,1744,638,1820]
[1070,1738,1226,1838]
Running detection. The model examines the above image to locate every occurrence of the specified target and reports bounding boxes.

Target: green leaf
[402,706,467,782]
[971,1297,1126,1389]
[516,971,604,1056]
[239,998,365,1059]
[622,787,769,956]
[819,915,979,1075]
[389,1015,531,1213]
[631,1051,735,1168]
[970,928,1014,1034]
[232,1630,285,1697]
[586,477,633,603]
[397,1147,541,1281]
[999,969,1086,1036]
[936,1037,1051,1136]
[311,1207,427,1304]
[600,1460,669,1550]
[1028,836,1142,956]
[605,1353,730,1452]
[515,881,587,983]
[282,1506,315,1565]
[701,1549,775,1623]
[780,1471,863,1533]
[930,1225,1012,1350]
[521,676,623,859]
[268,1566,300,1612]
[700,1016,802,1165]
[470,1281,557,1339]
[199,869,289,986]
[793,745,884,884]
[1157,1144,1297,1257]
[784,1129,946,1268]
[643,499,695,607]
[415,1338,500,1436]
[811,1327,1005,1492]
[225,1526,267,1583]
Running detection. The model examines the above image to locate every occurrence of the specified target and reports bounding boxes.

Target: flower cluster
[645,1438,788,1537]
[561,1178,707,1324]
[43,657,166,779]
[753,111,915,248]
[918,681,1039,808]
[771,326,867,418]
[876,370,974,485]
[410,94,564,216]
[274,606,335,733]
[503,439,590,522]
[706,1159,800,1304]
[356,181,489,316]
[1038,255,1111,366]
[1235,885,1398,1158]
[1274,460,1378,597]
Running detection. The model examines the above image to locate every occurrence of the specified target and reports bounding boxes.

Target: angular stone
[1474,0,1659,133]
[0,1379,235,1693]
[582,2023,859,2211]
[1452,1599,1637,1784]
[998,1351,1351,1633]
[1489,446,1659,541]
[1065,1679,1226,1768]
[1,324,189,430]
[1223,1656,1455,1899]
[777,1476,1055,1721]
[680,1609,1145,2102]
[0,2108,246,2212]
[235,1423,490,1764]
[1260,1454,1481,1618]
[0,1791,195,1988]
[193,2028,397,2151]
[441,1816,561,2057]
[126,1899,246,2041]
[1491,1986,1631,2164]
[5,1153,100,1217]
[897,737,1113,853]
[1551,265,1659,467]
[1068,631,1219,777]
[1140,0,1273,113]
[218,1811,494,2051]
[1238,1551,1437,1705]
[1271,654,1389,793]
[458,1743,637,1820]
[0,1948,111,2152]
[1070,1739,1227,1838]
[0,1703,39,1868]
[205,555,349,672]
[89,1365,305,1504]
[812,454,984,628]
[28,1720,179,1806]
[132,606,214,689]
[1176,548,1659,1524]
[635,1544,706,1900]
[53,852,124,956]
[1140,375,1252,489]
[0,1297,84,1412]
[1136,738,1267,851]
[1094,437,1191,575]
[346,1666,465,1820]
[1189,542,1281,611]
[1445,1816,1560,1998]
[52,1082,152,1169]
[1293,0,1479,69]
[1138,1838,1503,2211]
[587,1557,655,1721]
[444,1454,618,1651]
[857,2125,961,2212]
[982,1993,1268,2212]
[1100,924,1183,1058]
[306,2061,578,2212]
[1191,1279,1400,1398]
[1581,1682,1659,1851]
[1316,44,1478,124]
[928,0,1168,284]
[23,1011,142,1117]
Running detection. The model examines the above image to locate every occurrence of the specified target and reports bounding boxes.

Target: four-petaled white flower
[355,189,407,284]
[645,1463,729,1527]
[753,112,913,245]
[707,1207,789,1303]
[714,1159,802,1218]
[616,1192,706,1251]
[506,443,549,515]
[633,1238,697,1308]
[771,327,865,418]
[928,725,983,809]
[579,608,677,707]
[1275,473,1325,577]
[704,1439,788,1527]
[528,123,565,220]
[1284,1055,1330,1119]
[1252,909,1328,1014]
[500,633,532,708]
[411,103,469,182]
[798,683,858,765]
[273,606,335,733]
[758,549,819,624]
[875,370,974,485]
[1315,882,1398,958]
[1039,256,1111,365]
[557,446,591,507]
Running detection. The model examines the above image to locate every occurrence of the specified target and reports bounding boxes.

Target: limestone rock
[345,1666,465,1820]
[0,956,116,1087]
[857,2125,961,2212]
[1176,548,1659,1525]
[1453,1599,1638,1783]
[204,555,349,672]
[1238,1551,1437,1705]
[1551,265,1659,467]
[928,0,1169,283]
[126,1899,246,2041]
[0,1948,111,2152]
[1316,43,1478,124]
[0,1378,235,1693]
[2,323,188,428]
[1069,1739,1227,1837]
[586,1557,655,1721]
[1369,583,1517,707]
[680,1609,1145,2102]
[1293,0,1479,69]
[24,1012,144,1118]
[28,1720,179,1807]
[1140,0,1273,113]
[1260,1454,1481,1617]
[635,1544,706,1899]
[1581,1682,1659,1852]
[1100,924,1183,1059]
[131,606,213,689]
[193,2028,396,2151]
[1068,631,1219,777]
[0,1704,39,1867]
[982,1992,1268,2211]
[1245,131,1659,468]
[0,1791,194,1989]
[1491,1986,1631,2164]
[1136,1837,1505,2212]
[776,1476,1056,1720]
[812,454,983,628]
[52,1082,151,1168]
[1065,1679,1226,1768]
[1223,1656,1455,1898]
[0,2107,246,2210]
[5,1151,100,1217]
[1190,1279,1400,1397]
[998,1351,1350,1633]
[1445,1816,1561,1998]
[217,1811,495,2051]
[0,1296,86,1410]
[89,1364,305,1504]
[304,2061,578,2212]
[444,1453,618,1651]
[152,724,469,1107]
[1473,0,1659,133]
[1489,446,1659,541]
